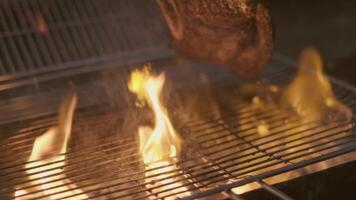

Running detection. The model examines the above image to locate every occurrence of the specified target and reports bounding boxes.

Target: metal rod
[3,115,354,197]
[257,180,294,200]
[2,52,356,200]
[6,115,342,184]
[76,130,356,200]
[180,144,356,200]
[2,115,354,184]
[198,112,288,144]
[147,133,356,200]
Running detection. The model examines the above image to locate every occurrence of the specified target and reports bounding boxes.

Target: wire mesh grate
[1,57,356,199]
[0,0,169,78]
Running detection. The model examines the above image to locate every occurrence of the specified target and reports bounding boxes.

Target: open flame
[232,48,353,194]
[15,93,88,200]
[129,66,181,163]
[281,47,352,121]
[129,66,189,199]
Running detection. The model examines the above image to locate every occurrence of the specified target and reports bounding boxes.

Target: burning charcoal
[157,0,273,76]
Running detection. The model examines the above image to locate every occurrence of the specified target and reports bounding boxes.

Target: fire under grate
[1,56,356,200]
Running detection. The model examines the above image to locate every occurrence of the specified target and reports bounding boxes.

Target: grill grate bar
[1,138,137,178]
[181,136,356,200]
[200,122,352,171]
[19,1,45,69]
[186,83,354,131]
[2,117,354,198]
[181,103,247,128]
[2,109,354,198]
[9,119,352,198]
[181,144,356,200]
[30,1,55,67]
[2,106,340,180]
[221,135,353,181]
[2,57,356,199]
[195,127,353,183]
[257,180,294,200]
[143,126,354,199]
[0,6,20,73]
[201,118,311,158]
[2,102,276,165]
[202,123,332,168]
[0,0,168,79]
[188,104,278,134]
[195,109,287,143]
[1,114,130,158]
[9,4,34,72]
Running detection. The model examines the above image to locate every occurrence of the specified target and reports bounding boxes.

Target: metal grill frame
[0,0,171,91]
[177,54,356,199]
[1,55,356,200]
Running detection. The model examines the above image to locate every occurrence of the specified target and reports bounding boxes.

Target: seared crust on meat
[157,0,273,76]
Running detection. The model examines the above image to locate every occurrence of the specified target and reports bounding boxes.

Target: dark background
[269,0,356,85]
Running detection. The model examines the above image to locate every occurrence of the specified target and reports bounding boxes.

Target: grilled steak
[157,0,273,76]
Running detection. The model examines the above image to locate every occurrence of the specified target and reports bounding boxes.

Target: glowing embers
[129,66,190,199]
[15,93,88,200]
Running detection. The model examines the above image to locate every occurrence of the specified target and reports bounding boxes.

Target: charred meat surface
[157,0,274,76]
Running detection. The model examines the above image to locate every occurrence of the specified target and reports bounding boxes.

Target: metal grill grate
[1,57,356,200]
[0,0,169,80]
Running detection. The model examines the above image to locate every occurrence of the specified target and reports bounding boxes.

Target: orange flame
[281,47,352,121]
[231,48,353,195]
[129,66,181,163]
[15,93,88,200]
[129,66,189,199]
